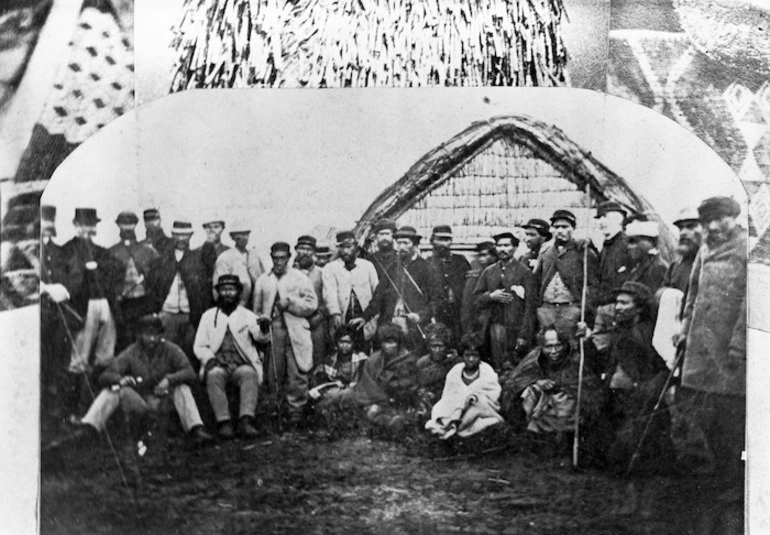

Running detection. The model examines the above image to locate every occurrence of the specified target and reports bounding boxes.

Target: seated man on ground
[415,323,460,414]
[502,325,604,440]
[309,326,368,407]
[425,334,504,440]
[345,323,420,430]
[194,275,265,439]
[79,314,213,447]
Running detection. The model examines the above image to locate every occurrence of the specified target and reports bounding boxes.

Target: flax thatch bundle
[170,0,568,91]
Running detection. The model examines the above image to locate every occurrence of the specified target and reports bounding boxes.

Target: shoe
[189,425,215,447]
[217,421,235,440]
[238,417,259,439]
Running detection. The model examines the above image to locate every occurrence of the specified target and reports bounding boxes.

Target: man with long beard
[368,218,398,281]
[195,275,264,439]
[294,235,327,367]
[109,211,160,351]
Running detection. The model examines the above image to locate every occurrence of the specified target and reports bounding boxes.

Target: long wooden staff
[573,184,591,468]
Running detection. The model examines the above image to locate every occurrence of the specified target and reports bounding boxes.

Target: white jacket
[193,305,266,384]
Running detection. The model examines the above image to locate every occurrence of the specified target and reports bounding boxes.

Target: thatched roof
[353,114,676,259]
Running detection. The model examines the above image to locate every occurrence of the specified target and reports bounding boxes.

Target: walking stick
[268,321,283,434]
[625,344,685,476]
[573,186,591,469]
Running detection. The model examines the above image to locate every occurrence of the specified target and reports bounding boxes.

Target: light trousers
[206,364,259,422]
[68,298,116,373]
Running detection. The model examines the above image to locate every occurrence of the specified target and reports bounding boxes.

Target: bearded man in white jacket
[194,274,266,439]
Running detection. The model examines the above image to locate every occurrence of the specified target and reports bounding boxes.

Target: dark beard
[218,298,238,314]
[297,255,314,269]
[119,229,137,241]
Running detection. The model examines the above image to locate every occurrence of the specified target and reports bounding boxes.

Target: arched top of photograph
[41,88,748,265]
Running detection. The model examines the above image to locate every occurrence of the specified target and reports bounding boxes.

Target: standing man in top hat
[473,232,537,369]
[367,218,399,281]
[360,226,443,352]
[326,230,380,350]
[212,219,265,308]
[39,205,71,424]
[294,234,327,367]
[519,218,552,271]
[625,221,669,297]
[663,207,703,295]
[199,217,230,282]
[592,200,633,352]
[675,197,746,526]
[254,242,318,428]
[427,225,471,342]
[109,211,160,351]
[59,207,123,421]
[141,208,174,257]
[534,209,599,340]
[146,220,213,362]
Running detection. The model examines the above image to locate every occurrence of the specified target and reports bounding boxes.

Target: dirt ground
[40,404,720,535]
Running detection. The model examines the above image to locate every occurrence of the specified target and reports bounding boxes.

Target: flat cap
[394,226,422,241]
[202,219,225,227]
[295,235,317,249]
[143,208,160,221]
[335,230,356,245]
[492,231,519,246]
[270,241,291,255]
[475,240,497,253]
[698,196,740,222]
[431,225,453,238]
[521,218,552,239]
[215,274,243,290]
[372,218,397,233]
[673,207,701,227]
[550,209,577,227]
[136,313,164,334]
[594,200,627,219]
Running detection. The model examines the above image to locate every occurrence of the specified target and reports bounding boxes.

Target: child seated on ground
[309,326,368,406]
[415,323,460,415]
[425,334,504,440]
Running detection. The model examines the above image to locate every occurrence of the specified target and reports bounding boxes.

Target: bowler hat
[215,274,243,291]
[492,232,519,247]
[136,313,164,334]
[673,207,701,227]
[41,205,56,222]
[594,201,627,219]
[372,218,397,233]
[296,235,317,249]
[202,219,225,228]
[521,218,552,240]
[394,226,422,242]
[143,208,160,221]
[335,230,356,245]
[115,211,139,225]
[73,208,101,225]
[431,225,453,239]
[550,209,577,227]
[171,220,194,234]
[270,242,291,255]
[698,196,740,222]
[316,244,332,256]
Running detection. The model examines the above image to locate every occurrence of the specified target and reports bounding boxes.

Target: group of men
[40,196,746,501]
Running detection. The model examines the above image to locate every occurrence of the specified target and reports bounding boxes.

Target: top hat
[73,208,101,225]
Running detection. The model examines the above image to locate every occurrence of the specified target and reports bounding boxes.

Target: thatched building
[353,115,676,260]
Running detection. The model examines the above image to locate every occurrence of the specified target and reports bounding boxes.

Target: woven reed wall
[399,137,591,242]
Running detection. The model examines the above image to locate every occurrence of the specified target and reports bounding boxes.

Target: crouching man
[80,314,213,447]
[194,275,265,439]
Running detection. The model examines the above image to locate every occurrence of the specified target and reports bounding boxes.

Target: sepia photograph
[35,88,751,532]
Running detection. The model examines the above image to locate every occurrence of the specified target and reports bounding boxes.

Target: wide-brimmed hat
[626,221,659,239]
[394,226,422,242]
[673,207,701,227]
[372,218,397,233]
[431,225,453,239]
[73,208,101,225]
[202,218,225,228]
[550,209,577,227]
[296,235,317,249]
[594,200,627,219]
[115,211,139,225]
[698,196,741,222]
[215,274,243,291]
[521,218,552,240]
[171,220,194,234]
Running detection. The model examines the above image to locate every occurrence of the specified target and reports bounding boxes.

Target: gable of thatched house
[354,115,676,259]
